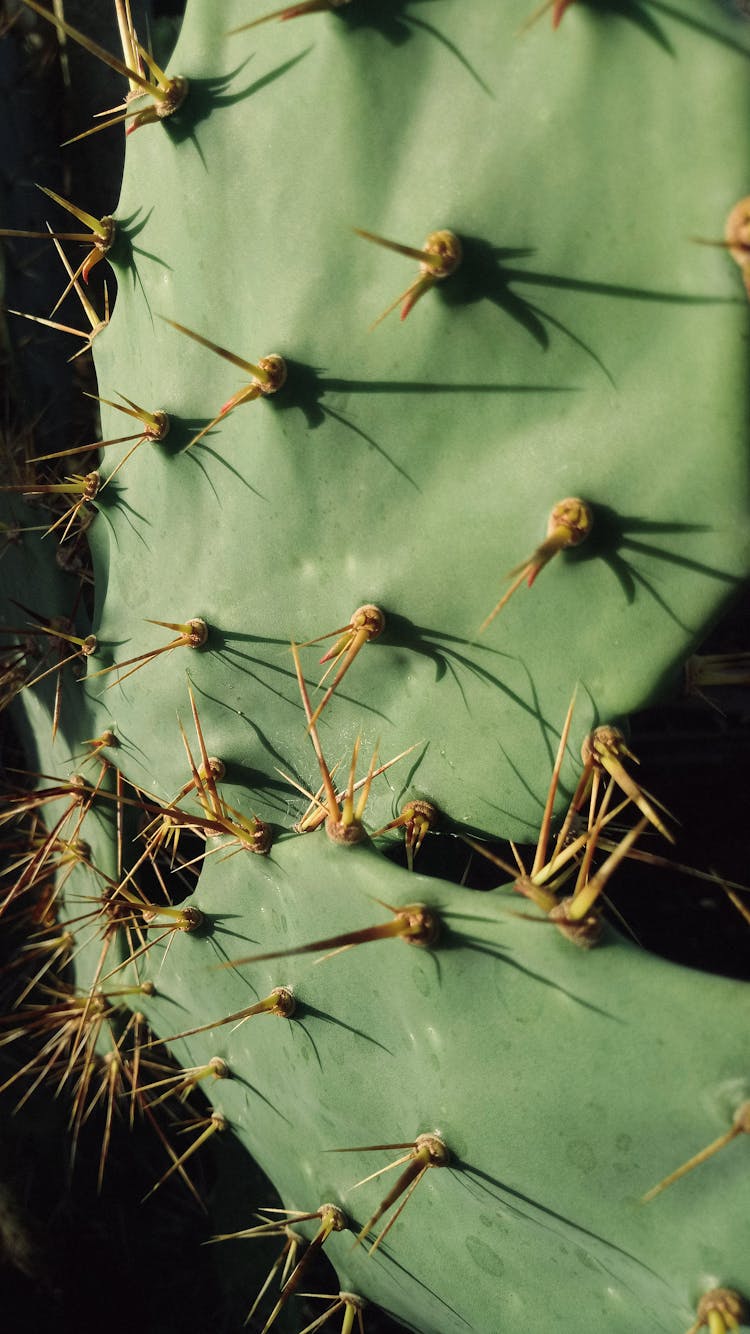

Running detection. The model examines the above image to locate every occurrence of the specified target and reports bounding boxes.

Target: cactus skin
[3,1,750,1331]
[83,1,750,843]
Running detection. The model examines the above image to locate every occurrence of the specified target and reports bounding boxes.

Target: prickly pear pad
[87,0,750,841]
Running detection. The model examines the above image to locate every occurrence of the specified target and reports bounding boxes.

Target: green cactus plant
[3,0,750,1331]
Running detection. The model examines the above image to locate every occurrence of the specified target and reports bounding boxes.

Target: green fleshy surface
[114,833,750,1333]
[82,0,750,842]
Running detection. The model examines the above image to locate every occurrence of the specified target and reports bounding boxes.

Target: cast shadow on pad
[440,235,740,384]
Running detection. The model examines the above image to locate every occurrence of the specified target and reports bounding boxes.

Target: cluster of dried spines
[0,632,679,947]
[0,788,212,1208]
[3,0,750,1331]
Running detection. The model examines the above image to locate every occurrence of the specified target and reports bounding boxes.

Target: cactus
[3,1,750,1330]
